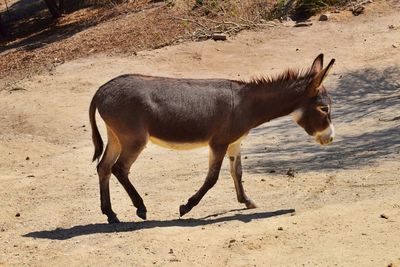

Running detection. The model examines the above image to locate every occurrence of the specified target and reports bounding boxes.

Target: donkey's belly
[149,136,208,150]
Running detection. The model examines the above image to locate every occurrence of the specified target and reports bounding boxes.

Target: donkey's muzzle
[315,123,335,146]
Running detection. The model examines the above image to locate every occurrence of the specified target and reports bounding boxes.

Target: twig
[168,16,208,30]
[169,15,277,42]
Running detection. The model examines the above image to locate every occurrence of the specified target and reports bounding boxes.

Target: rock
[392,44,398,48]
[278,226,283,231]
[269,169,276,173]
[286,168,295,177]
[261,178,266,182]
[319,14,329,21]
[15,213,20,217]
[380,214,389,219]
[212,33,227,41]
[25,156,30,160]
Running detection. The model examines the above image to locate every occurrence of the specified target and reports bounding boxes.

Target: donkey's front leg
[227,142,257,209]
[179,145,228,217]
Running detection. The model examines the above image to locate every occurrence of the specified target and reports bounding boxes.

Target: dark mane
[242,68,314,86]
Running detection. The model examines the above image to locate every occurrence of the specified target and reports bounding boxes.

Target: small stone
[212,33,227,41]
[25,156,30,160]
[392,44,398,48]
[169,248,173,254]
[380,214,389,219]
[269,169,276,173]
[229,239,236,243]
[26,175,35,178]
[278,226,283,231]
[286,168,295,177]
[261,178,266,182]
[319,14,329,21]
[15,213,20,217]
[244,156,248,159]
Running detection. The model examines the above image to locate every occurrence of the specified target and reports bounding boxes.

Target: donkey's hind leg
[97,127,121,224]
[227,141,257,209]
[180,145,228,217]
[112,136,148,220]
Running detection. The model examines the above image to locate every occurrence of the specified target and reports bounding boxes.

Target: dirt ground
[1,3,400,266]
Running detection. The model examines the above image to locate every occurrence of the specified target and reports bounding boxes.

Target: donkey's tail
[89,95,104,162]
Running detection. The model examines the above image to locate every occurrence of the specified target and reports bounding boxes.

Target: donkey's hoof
[179,204,189,217]
[107,216,120,224]
[245,200,257,209]
[136,209,147,220]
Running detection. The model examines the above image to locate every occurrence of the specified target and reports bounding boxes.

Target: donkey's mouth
[314,123,335,146]
[316,135,334,145]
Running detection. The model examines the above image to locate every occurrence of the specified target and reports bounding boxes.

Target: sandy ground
[1,3,400,267]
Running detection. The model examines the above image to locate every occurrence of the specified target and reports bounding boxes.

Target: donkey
[89,54,335,223]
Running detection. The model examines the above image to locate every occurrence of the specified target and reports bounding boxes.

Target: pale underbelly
[149,136,208,150]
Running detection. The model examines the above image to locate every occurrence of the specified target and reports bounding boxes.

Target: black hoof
[107,215,120,224]
[136,209,147,220]
[179,204,190,217]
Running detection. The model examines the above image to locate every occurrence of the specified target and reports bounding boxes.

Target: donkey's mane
[242,68,313,86]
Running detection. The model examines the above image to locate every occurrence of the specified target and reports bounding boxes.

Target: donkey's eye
[320,106,329,113]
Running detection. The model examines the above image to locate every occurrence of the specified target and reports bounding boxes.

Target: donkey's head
[292,54,335,145]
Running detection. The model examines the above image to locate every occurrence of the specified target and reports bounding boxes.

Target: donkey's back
[94,74,240,143]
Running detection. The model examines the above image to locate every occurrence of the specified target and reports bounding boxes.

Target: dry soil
[0,3,400,267]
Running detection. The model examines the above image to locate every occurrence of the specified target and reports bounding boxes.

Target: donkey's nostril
[330,137,333,142]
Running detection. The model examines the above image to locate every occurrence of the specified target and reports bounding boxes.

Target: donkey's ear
[311,54,324,74]
[308,58,335,96]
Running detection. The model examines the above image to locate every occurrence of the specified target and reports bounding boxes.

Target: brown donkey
[89,54,335,223]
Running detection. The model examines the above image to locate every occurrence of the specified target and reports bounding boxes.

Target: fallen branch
[169,15,277,42]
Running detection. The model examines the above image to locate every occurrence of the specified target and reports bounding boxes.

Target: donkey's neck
[242,74,310,128]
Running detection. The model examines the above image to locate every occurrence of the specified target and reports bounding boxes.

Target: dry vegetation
[0,0,352,81]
